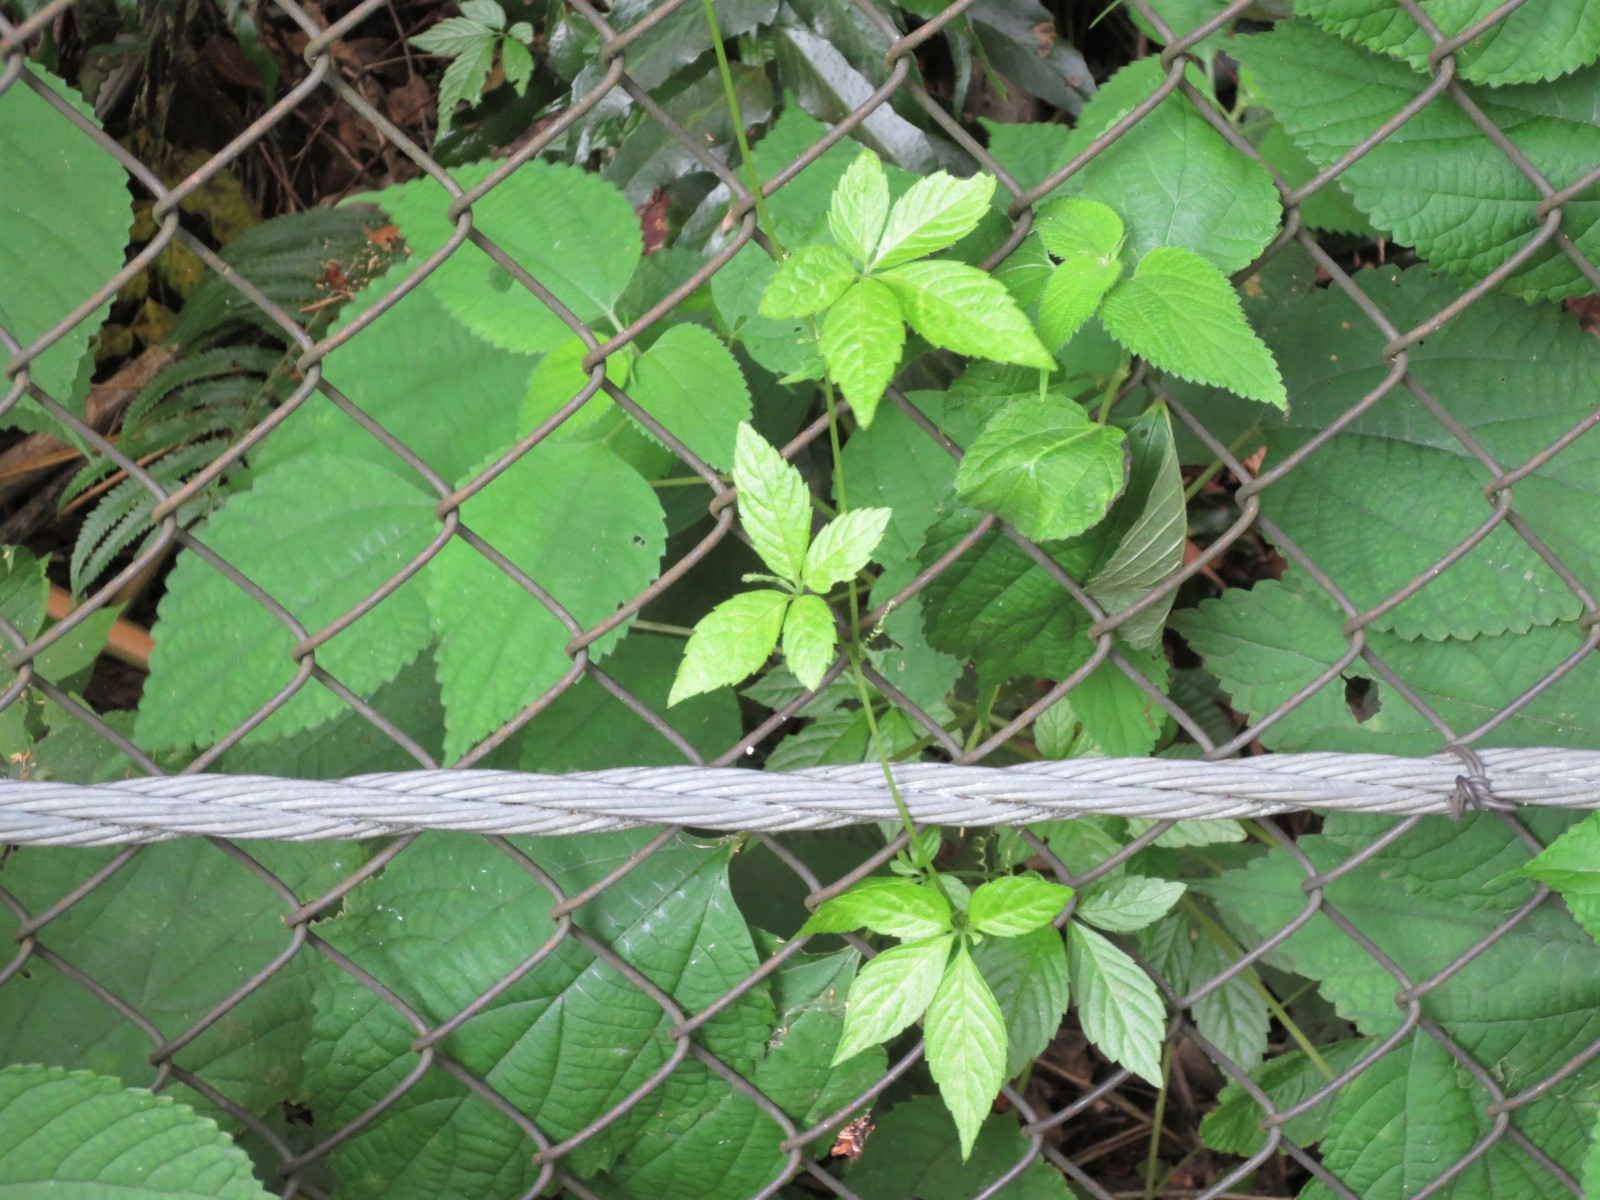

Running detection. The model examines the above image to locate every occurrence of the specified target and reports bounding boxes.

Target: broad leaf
[1516,812,1600,944]
[759,244,859,319]
[802,877,954,940]
[830,150,890,265]
[872,171,997,270]
[764,704,924,771]
[712,245,823,379]
[1076,875,1185,933]
[968,875,1075,936]
[629,323,751,470]
[839,390,973,563]
[1200,1039,1376,1157]
[734,423,812,584]
[1035,196,1124,261]
[970,926,1071,1080]
[428,443,665,757]
[882,261,1054,370]
[0,1065,271,1199]
[820,278,905,425]
[1037,255,1122,350]
[0,544,48,640]
[1100,247,1286,407]
[833,936,954,1063]
[1038,645,1172,757]
[803,506,893,591]
[1236,23,1600,300]
[782,592,837,690]
[671,589,790,705]
[520,334,629,437]
[1068,923,1166,1085]
[1189,931,1270,1073]
[923,947,1008,1159]
[955,396,1129,542]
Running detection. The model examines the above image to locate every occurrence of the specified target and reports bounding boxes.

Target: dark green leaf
[971,926,1071,1080]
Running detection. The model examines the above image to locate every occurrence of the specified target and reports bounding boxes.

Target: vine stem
[700,0,783,257]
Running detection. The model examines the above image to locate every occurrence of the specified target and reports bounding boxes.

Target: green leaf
[1053,59,1281,272]
[520,334,628,437]
[0,67,131,430]
[136,458,436,752]
[781,592,837,690]
[1035,197,1124,261]
[803,506,892,592]
[733,422,812,584]
[1189,930,1270,1073]
[833,935,954,1063]
[0,544,48,640]
[839,390,975,563]
[1582,1111,1600,1200]
[428,443,665,758]
[871,171,997,270]
[802,877,954,939]
[1037,255,1123,351]
[670,588,789,705]
[1068,923,1165,1085]
[759,244,859,319]
[968,875,1075,937]
[435,36,496,133]
[1250,115,1374,237]
[1200,1039,1376,1157]
[882,261,1054,370]
[1235,23,1600,300]
[763,705,923,771]
[1101,247,1285,407]
[923,946,1008,1159]
[459,0,505,25]
[410,15,496,55]
[499,35,533,93]
[1517,811,1600,944]
[819,278,906,426]
[1125,816,1245,848]
[830,150,890,265]
[1077,875,1185,934]
[0,1065,272,1199]
[955,396,1129,542]
[970,926,1071,1080]
[1039,646,1172,758]
[628,323,751,470]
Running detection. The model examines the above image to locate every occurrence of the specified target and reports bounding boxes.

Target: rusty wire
[1,0,1599,1195]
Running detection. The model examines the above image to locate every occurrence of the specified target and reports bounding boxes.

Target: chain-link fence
[2,0,1599,1195]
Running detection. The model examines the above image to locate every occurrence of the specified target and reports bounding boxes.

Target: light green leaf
[1077,875,1185,934]
[1189,932,1270,1073]
[782,592,837,690]
[1125,817,1246,848]
[500,35,533,92]
[830,150,891,265]
[1235,23,1600,300]
[1035,197,1124,261]
[1517,811,1600,944]
[520,335,627,437]
[883,260,1054,370]
[0,1065,272,1199]
[834,936,955,1064]
[802,877,953,940]
[712,244,824,379]
[628,323,751,470]
[992,232,1055,309]
[670,589,789,705]
[458,0,505,26]
[871,170,997,270]
[1039,646,1172,758]
[410,15,497,54]
[1101,246,1285,407]
[1038,255,1122,350]
[839,391,972,562]
[759,244,859,319]
[968,875,1075,937]
[955,396,1129,542]
[435,37,496,133]
[820,278,906,426]
[923,946,1008,1159]
[1068,923,1166,1085]
[428,443,665,757]
[971,926,1071,1081]
[0,67,131,430]
[803,506,892,592]
[733,422,812,584]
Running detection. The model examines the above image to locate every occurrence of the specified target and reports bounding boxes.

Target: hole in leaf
[1344,675,1380,724]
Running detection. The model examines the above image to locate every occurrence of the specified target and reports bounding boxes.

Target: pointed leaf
[1035,197,1124,261]
[971,926,1072,1080]
[1189,932,1270,1072]
[883,261,1053,370]
[629,323,751,470]
[1100,246,1285,407]
[803,506,893,592]
[1077,875,1186,934]
[410,16,497,55]
[1069,923,1166,1085]
[830,150,890,265]
[1038,255,1122,350]
[955,396,1129,542]
[734,423,813,584]
[924,947,1009,1159]
[760,244,859,319]
[670,589,789,705]
[435,38,496,133]
[820,278,905,426]
[872,171,997,270]
[969,875,1075,937]
[834,936,954,1063]
[1517,812,1600,944]
[458,0,505,26]
[782,593,837,690]
[802,877,953,940]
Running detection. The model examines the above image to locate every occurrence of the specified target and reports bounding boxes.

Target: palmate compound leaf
[870,170,998,271]
[967,875,1075,937]
[734,422,812,585]
[820,278,906,426]
[627,323,751,470]
[671,589,790,704]
[0,1065,271,1200]
[803,505,893,591]
[830,149,891,265]
[954,396,1129,542]
[881,260,1054,371]
[1235,22,1600,300]
[923,946,1009,1160]
[1099,246,1286,407]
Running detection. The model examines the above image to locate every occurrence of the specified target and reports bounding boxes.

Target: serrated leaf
[968,875,1075,937]
[955,396,1129,542]
[410,15,496,55]
[1078,875,1186,934]
[803,506,892,592]
[520,335,627,436]
[1101,247,1285,407]
[458,0,505,25]
[711,244,823,379]
[1035,197,1124,261]
[435,37,496,133]
[1236,23,1600,300]
[671,589,789,705]
[500,36,533,92]
[760,244,859,319]
[733,423,812,584]
[820,278,906,426]
[1517,811,1600,944]
[882,261,1053,370]
[1125,816,1245,848]
[830,150,890,264]
[1037,255,1122,350]
[782,593,837,690]
[628,323,751,470]
[971,926,1071,1080]
[1189,932,1269,1072]
[1039,645,1172,758]
[1200,1039,1374,1157]
[872,171,997,270]
[802,877,953,940]
[924,946,1008,1159]
[428,444,665,757]
[834,936,954,1064]
[1068,923,1166,1085]
[0,1065,272,1199]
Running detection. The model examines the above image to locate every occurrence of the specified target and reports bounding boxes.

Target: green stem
[1096,354,1131,424]
[1142,1044,1174,1200]
[700,0,783,257]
